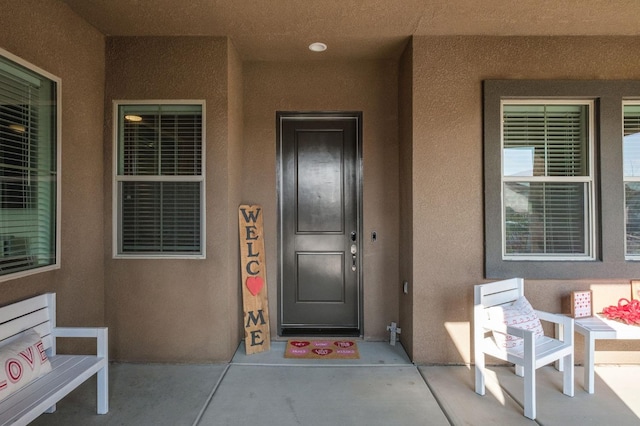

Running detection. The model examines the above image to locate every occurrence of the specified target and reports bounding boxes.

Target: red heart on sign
[290,341,310,348]
[312,349,333,356]
[334,341,354,348]
[246,276,264,296]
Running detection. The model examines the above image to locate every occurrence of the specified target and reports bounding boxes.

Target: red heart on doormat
[312,348,333,356]
[290,341,310,348]
[334,341,354,348]
[246,276,264,296]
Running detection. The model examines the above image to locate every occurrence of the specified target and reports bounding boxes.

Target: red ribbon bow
[601,298,640,325]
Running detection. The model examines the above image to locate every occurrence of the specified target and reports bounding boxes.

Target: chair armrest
[485,321,534,340]
[505,325,535,340]
[535,310,572,326]
[482,321,536,360]
[535,310,574,342]
[52,327,108,358]
[483,320,509,334]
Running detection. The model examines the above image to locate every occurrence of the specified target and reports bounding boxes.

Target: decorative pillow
[0,330,52,402]
[488,296,545,349]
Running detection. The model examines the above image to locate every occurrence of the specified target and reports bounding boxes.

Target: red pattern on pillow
[488,296,544,349]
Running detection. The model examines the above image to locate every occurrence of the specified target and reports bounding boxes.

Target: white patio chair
[473,278,574,420]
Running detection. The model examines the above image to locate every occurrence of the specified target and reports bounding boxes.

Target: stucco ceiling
[61,0,640,61]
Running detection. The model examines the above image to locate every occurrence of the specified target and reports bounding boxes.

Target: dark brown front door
[277,112,361,335]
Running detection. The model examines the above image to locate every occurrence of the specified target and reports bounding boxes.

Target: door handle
[350,232,357,271]
[351,244,357,271]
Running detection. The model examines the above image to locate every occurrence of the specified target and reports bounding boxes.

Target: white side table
[573,316,616,394]
[558,314,640,393]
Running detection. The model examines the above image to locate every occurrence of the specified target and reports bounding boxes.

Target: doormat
[284,340,360,359]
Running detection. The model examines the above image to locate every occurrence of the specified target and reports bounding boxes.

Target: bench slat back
[0,293,54,351]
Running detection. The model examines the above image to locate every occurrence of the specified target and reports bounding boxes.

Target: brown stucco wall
[409,36,640,365]
[0,1,106,344]
[227,41,244,346]
[398,41,414,356]
[243,60,400,340]
[104,37,239,362]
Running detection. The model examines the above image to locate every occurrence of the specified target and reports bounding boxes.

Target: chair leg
[475,352,486,395]
[562,352,574,397]
[515,364,524,377]
[523,364,536,420]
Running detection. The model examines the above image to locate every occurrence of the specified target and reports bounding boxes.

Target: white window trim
[623,100,640,260]
[0,48,61,283]
[500,99,596,261]
[112,100,206,259]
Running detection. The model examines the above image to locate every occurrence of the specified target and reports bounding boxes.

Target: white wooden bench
[0,293,108,425]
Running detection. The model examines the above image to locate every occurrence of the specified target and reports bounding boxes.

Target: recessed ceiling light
[8,124,26,133]
[309,42,327,52]
[124,115,143,122]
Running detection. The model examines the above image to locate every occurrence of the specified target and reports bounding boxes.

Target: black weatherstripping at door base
[280,327,360,337]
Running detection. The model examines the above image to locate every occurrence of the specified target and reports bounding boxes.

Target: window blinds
[0,56,57,276]
[623,104,640,256]
[502,103,591,257]
[503,105,588,177]
[117,104,203,255]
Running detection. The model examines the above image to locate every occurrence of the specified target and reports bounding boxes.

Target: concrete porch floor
[29,341,640,425]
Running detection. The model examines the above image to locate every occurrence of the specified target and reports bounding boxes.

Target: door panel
[296,132,343,233]
[297,253,344,302]
[278,113,361,334]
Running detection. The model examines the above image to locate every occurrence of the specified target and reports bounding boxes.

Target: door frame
[276,111,364,336]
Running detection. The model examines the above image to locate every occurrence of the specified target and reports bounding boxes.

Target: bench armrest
[54,327,107,338]
[52,327,108,358]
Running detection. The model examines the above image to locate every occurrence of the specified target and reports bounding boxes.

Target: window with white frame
[0,51,59,280]
[501,101,594,260]
[114,102,204,257]
[624,102,640,258]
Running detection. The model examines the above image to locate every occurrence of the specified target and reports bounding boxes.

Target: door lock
[350,231,357,242]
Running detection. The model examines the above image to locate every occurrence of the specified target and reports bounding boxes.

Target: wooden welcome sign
[239,204,271,354]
